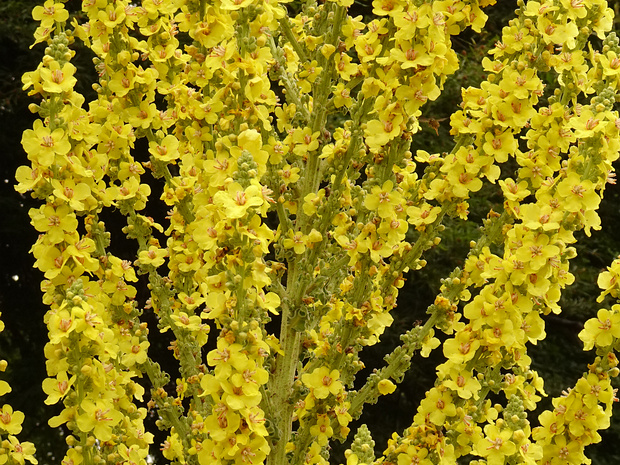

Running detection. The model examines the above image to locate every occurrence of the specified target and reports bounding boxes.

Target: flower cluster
[529,256,620,464]
[380,1,620,464]
[0,313,37,465]
[20,9,154,465]
[15,0,620,465]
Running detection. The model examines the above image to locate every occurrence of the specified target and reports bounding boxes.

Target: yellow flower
[218,376,262,410]
[309,414,333,446]
[282,230,306,255]
[439,365,481,400]
[40,62,77,94]
[0,381,9,397]
[206,340,248,378]
[149,134,180,163]
[575,373,614,409]
[407,203,441,229]
[242,405,269,437]
[76,399,123,441]
[499,178,531,205]
[170,312,203,332]
[302,190,325,217]
[101,276,137,306]
[539,17,579,49]
[598,50,620,77]
[417,387,456,425]
[334,52,358,81]
[126,100,158,129]
[365,110,404,150]
[5,436,37,465]
[579,306,620,350]
[48,406,74,429]
[220,0,254,10]
[514,232,560,272]
[233,436,271,465]
[533,410,564,443]
[443,329,480,364]
[335,400,352,428]
[482,129,517,163]
[213,182,264,219]
[377,217,408,246]
[301,367,343,399]
[32,0,69,28]
[118,445,147,465]
[42,371,75,405]
[476,424,516,465]
[500,68,541,100]
[107,66,137,97]
[51,179,92,211]
[377,379,396,395]
[120,337,149,367]
[389,41,434,69]
[540,435,584,465]
[29,204,78,244]
[356,35,383,64]
[15,165,43,193]
[393,4,431,41]
[22,120,71,167]
[138,246,168,267]
[332,82,353,108]
[278,164,300,185]
[31,25,55,47]
[364,180,403,218]
[161,432,187,462]
[372,0,404,16]
[297,61,323,93]
[368,235,393,263]
[551,49,587,74]
[397,445,432,465]
[178,291,205,311]
[32,244,66,280]
[443,165,482,198]
[0,405,25,435]
[245,75,277,105]
[556,172,600,213]
[596,258,620,302]
[97,3,126,28]
[292,127,320,156]
[518,203,561,231]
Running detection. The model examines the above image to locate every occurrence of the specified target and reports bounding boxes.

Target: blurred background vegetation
[1,0,620,464]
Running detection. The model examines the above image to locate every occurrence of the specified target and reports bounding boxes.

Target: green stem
[348,311,441,418]
[267,318,301,465]
[278,16,308,63]
[304,5,346,199]
[267,36,310,121]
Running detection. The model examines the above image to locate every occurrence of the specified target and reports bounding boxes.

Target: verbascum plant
[0,312,37,465]
[14,0,620,465]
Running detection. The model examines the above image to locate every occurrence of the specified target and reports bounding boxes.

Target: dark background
[1,1,620,463]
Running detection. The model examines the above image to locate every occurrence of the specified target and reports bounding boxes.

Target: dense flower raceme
[13,0,620,465]
[0,313,37,465]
